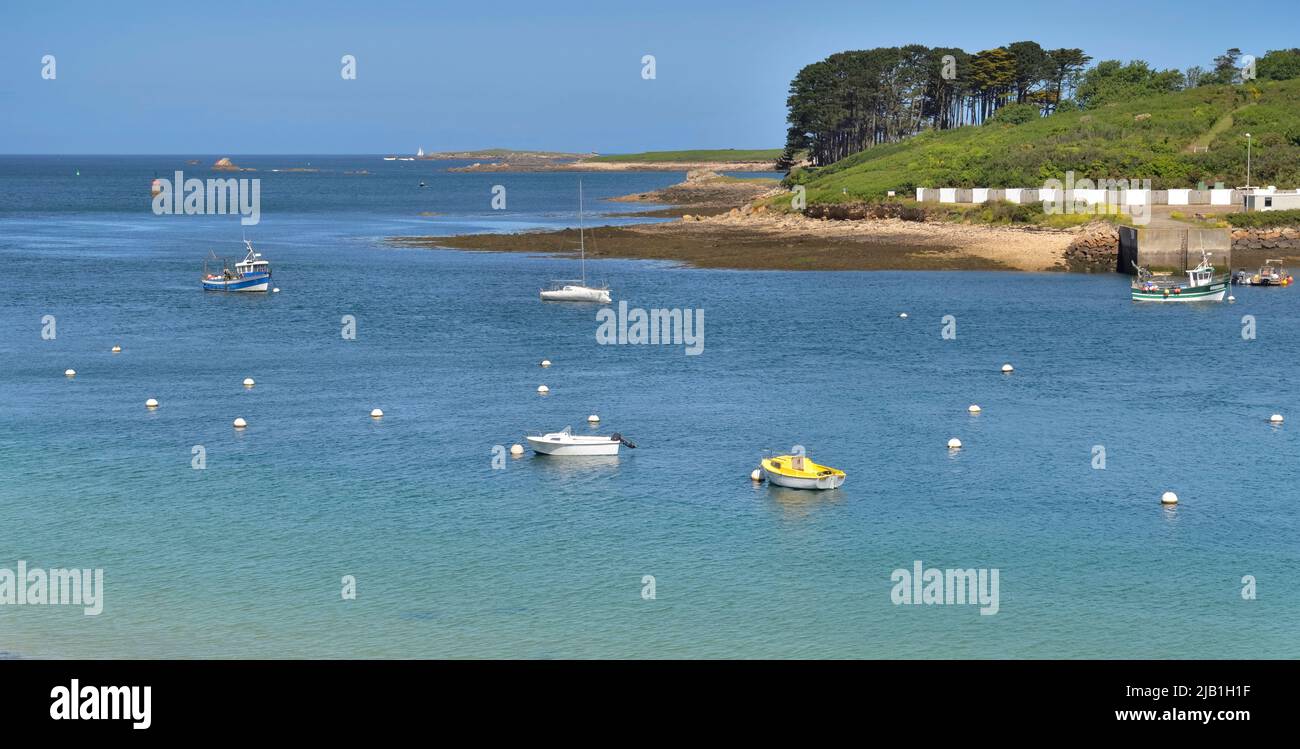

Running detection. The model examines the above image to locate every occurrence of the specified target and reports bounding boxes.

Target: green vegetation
[781,45,1300,170]
[786,78,1300,204]
[588,149,783,163]
[782,42,1090,167]
[933,200,1128,227]
[790,197,1127,228]
[1226,208,1300,228]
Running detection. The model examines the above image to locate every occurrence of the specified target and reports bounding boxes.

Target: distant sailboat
[540,181,611,303]
[416,147,425,158]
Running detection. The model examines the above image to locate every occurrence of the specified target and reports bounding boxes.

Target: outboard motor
[610,433,637,449]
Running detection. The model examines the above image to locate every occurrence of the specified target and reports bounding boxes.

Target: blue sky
[1,0,1296,153]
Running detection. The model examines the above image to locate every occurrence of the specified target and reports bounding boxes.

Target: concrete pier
[1117,226,1231,274]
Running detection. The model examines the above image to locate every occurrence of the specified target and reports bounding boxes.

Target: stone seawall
[1231,227,1300,251]
[1065,225,1300,272]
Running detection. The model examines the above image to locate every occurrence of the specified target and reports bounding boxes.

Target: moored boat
[1131,250,1228,302]
[540,181,611,304]
[202,240,272,292]
[526,426,636,456]
[760,454,846,490]
[1252,259,1293,286]
[540,284,612,303]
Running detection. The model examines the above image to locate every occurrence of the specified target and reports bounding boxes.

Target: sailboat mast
[579,180,586,285]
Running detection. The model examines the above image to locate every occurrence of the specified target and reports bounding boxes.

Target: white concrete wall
[1124,189,1149,206]
[939,188,957,203]
[1004,188,1022,204]
[916,188,927,201]
[1039,188,1062,205]
[1167,189,1190,205]
[1210,189,1233,206]
[1073,189,1108,206]
[971,188,989,204]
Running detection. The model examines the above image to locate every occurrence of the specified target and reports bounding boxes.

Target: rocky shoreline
[1063,225,1300,272]
[388,171,1300,273]
[448,159,778,173]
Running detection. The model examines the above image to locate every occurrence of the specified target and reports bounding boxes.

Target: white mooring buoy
[587,414,600,423]
[968,404,981,413]
[272,288,280,293]
[510,444,524,456]
[947,437,962,449]
[537,385,549,394]
[243,378,255,388]
[540,359,552,368]
[64,369,76,377]
[370,408,384,418]
[233,417,247,429]
[750,468,762,481]
[111,345,122,353]
[1161,491,1179,505]
[145,398,159,409]
[899,313,908,319]
[1001,363,1014,373]
[1228,295,1236,303]
[1269,413,1284,424]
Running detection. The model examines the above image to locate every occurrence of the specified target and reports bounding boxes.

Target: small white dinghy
[526,426,636,456]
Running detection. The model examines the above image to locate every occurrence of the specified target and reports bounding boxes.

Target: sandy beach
[391,169,1076,271]
[391,209,1075,272]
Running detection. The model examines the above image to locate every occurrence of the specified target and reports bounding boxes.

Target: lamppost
[1245,132,1252,189]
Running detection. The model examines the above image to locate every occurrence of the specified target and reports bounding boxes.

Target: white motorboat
[540,181,611,303]
[526,426,635,456]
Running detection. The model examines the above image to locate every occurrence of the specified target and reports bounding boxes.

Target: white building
[1243,187,1300,212]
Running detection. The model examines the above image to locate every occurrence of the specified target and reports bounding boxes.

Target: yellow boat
[760,454,846,490]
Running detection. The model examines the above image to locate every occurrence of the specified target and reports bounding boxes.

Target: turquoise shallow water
[1,156,1297,658]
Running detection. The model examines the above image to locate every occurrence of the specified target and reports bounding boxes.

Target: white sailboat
[540,181,612,303]
[416,146,425,158]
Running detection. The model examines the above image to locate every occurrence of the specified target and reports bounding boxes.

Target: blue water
[1,156,1296,658]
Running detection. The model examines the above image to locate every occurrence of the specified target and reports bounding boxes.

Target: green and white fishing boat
[1131,250,1228,302]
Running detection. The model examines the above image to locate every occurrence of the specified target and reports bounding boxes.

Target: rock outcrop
[1063,222,1120,272]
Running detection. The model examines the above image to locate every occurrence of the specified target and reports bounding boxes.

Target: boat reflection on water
[530,454,622,480]
[761,484,846,518]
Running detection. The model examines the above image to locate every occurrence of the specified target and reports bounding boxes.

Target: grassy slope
[794,80,1300,204]
[589,148,782,163]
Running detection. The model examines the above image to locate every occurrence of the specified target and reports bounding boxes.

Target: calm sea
[0,156,1295,658]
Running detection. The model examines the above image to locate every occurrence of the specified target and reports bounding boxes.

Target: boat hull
[203,273,270,292]
[540,287,611,303]
[762,465,846,490]
[526,436,620,456]
[1131,281,1227,302]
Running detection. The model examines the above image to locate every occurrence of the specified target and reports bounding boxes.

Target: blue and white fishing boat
[202,240,272,292]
